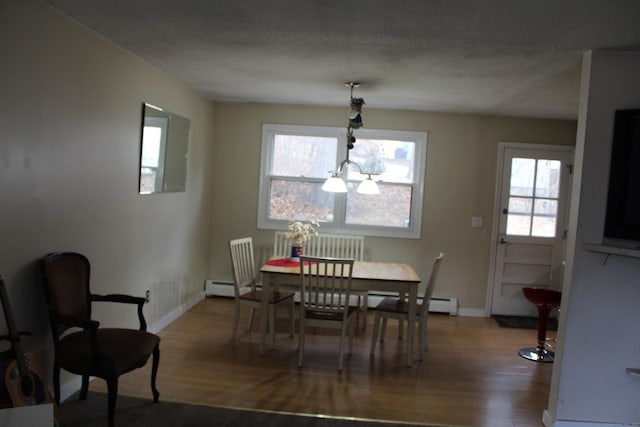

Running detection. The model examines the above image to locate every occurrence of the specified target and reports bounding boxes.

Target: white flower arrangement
[287,220,319,246]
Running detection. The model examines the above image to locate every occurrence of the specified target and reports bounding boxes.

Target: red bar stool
[518,287,561,363]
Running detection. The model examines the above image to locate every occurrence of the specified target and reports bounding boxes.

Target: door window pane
[532,199,558,237]
[535,160,561,198]
[506,197,532,235]
[506,157,561,238]
[510,158,535,197]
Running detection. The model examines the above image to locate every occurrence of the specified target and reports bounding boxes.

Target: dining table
[259,257,422,367]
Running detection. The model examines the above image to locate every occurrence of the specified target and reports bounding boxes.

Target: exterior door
[490,144,574,316]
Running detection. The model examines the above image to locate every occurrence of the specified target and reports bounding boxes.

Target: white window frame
[257,123,428,239]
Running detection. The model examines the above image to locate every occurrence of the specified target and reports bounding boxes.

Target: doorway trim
[484,142,575,316]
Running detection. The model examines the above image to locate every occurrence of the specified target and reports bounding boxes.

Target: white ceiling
[46,0,640,120]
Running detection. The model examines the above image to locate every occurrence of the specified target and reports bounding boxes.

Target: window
[258,124,427,238]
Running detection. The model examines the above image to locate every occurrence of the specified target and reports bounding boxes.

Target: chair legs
[231,304,241,340]
[519,288,561,363]
[106,377,118,427]
[151,344,160,402]
[247,307,256,331]
[79,375,90,400]
[299,316,355,371]
[53,364,61,405]
[518,305,556,363]
[289,298,295,336]
[337,317,356,371]
[370,313,382,355]
[356,293,368,330]
[268,305,276,349]
[297,320,305,368]
[370,313,427,359]
[233,300,294,344]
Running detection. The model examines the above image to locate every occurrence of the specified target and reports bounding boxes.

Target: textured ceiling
[46,0,640,120]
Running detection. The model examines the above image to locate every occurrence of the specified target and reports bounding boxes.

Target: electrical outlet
[145,289,150,303]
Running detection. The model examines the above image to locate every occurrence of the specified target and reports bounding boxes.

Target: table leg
[259,273,270,355]
[406,285,417,367]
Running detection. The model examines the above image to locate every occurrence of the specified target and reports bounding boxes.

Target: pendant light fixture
[322,82,380,195]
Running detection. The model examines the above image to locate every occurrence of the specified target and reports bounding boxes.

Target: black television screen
[604,108,640,249]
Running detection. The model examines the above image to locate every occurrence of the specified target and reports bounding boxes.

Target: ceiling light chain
[322,82,380,195]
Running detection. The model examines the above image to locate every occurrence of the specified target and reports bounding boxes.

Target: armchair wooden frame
[42,252,160,427]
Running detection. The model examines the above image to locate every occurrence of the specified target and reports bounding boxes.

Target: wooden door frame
[484,142,574,316]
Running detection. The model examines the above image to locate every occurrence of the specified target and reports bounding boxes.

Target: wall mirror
[139,103,190,194]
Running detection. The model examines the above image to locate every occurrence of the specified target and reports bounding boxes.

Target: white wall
[0,0,215,396]
[547,50,640,426]
[208,103,576,314]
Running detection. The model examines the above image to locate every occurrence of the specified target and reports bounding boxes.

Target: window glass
[535,160,561,198]
[510,158,535,197]
[268,180,334,222]
[346,184,412,227]
[272,135,337,179]
[506,157,561,238]
[532,199,558,237]
[258,124,427,238]
[506,197,532,235]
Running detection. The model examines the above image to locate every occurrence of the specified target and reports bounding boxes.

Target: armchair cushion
[58,328,159,378]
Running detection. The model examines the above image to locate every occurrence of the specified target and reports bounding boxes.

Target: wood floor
[86,297,554,427]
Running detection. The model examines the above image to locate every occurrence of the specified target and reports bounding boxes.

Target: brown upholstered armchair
[42,252,160,427]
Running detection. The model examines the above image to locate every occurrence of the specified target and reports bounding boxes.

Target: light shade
[322,175,348,192]
[356,175,380,195]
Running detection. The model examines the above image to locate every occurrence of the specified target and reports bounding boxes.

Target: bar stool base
[519,347,554,363]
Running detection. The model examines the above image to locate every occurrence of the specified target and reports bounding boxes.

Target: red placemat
[266,258,312,267]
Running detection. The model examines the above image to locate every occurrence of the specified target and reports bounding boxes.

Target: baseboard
[205,280,234,297]
[544,410,637,427]
[148,290,205,334]
[457,307,486,317]
[205,281,458,315]
[60,377,83,403]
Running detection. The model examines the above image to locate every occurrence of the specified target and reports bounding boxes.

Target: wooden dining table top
[259,258,421,283]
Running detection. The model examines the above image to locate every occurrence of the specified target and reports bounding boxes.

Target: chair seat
[58,328,160,378]
[375,297,422,316]
[239,289,295,304]
[305,306,357,321]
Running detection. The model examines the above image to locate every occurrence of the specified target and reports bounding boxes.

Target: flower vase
[290,244,303,262]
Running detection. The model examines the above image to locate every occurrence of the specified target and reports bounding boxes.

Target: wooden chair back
[299,256,354,319]
[421,253,444,312]
[273,231,364,260]
[229,237,257,297]
[42,252,94,336]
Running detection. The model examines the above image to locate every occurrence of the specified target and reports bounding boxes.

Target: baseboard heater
[205,281,458,316]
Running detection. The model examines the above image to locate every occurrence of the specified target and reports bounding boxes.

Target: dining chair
[229,237,295,348]
[370,252,444,360]
[42,252,160,427]
[274,231,368,329]
[298,256,357,371]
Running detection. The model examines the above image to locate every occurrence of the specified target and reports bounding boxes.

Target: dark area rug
[493,315,557,331]
[59,392,438,427]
